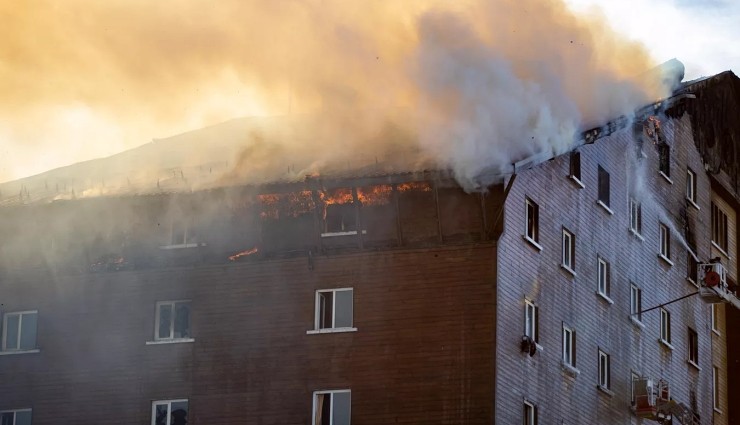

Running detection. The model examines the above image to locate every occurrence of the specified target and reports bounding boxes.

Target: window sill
[321,230,366,238]
[628,228,645,241]
[630,316,645,329]
[522,235,543,252]
[0,349,40,356]
[561,362,580,377]
[710,241,730,259]
[714,408,723,414]
[686,197,700,210]
[659,339,674,350]
[145,338,195,345]
[560,264,577,277]
[712,328,721,337]
[306,327,358,335]
[658,254,674,267]
[159,243,205,250]
[596,200,614,215]
[569,175,585,189]
[686,277,699,288]
[596,292,614,305]
[687,360,701,371]
[658,171,673,184]
[597,385,615,397]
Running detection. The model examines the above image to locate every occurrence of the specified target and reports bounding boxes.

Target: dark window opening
[711,202,729,252]
[525,198,539,243]
[658,143,670,177]
[569,151,581,182]
[688,328,699,364]
[598,166,610,207]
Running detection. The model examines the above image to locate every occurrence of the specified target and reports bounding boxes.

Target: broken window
[630,284,642,322]
[313,390,351,425]
[686,169,697,204]
[315,289,354,330]
[569,151,582,183]
[525,198,539,244]
[0,410,32,425]
[597,257,610,299]
[524,300,538,344]
[562,324,576,367]
[659,223,671,260]
[155,301,191,340]
[629,199,642,235]
[711,202,729,253]
[688,327,698,365]
[597,166,610,207]
[660,308,671,344]
[1,311,37,351]
[658,143,670,178]
[598,350,611,389]
[152,399,188,425]
[321,188,357,235]
[522,400,537,425]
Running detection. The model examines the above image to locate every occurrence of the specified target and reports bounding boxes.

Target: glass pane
[4,314,19,350]
[170,401,188,425]
[332,392,351,425]
[334,290,353,328]
[1,413,14,425]
[155,403,169,425]
[174,303,190,338]
[15,411,32,425]
[158,304,173,339]
[20,313,37,350]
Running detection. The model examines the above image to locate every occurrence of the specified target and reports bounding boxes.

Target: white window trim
[154,300,191,342]
[312,389,351,425]
[659,308,672,348]
[710,240,731,259]
[630,284,642,326]
[1,310,38,352]
[569,174,585,189]
[711,203,729,256]
[561,228,575,272]
[658,224,672,264]
[658,170,673,184]
[151,399,188,425]
[629,199,642,236]
[0,409,33,425]
[597,257,610,299]
[524,300,537,343]
[562,325,576,368]
[596,200,614,215]
[524,198,541,250]
[312,288,354,332]
[598,350,610,390]
[686,169,697,206]
[321,230,367,238]
[523,235,543,252]
[711,304,720,336]
[523,399,537,425]
[712,366,721,412]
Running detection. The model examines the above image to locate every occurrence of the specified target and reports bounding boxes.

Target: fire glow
[229,247,259,261]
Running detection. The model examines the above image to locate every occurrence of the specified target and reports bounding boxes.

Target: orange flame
[397,182,432,192]
[320,188,354,205]
[259,191,315,219]
[358,184,392,206]
[229,247,259,261]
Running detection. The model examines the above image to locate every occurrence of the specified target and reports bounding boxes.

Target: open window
[313,390,351,425]
[313,289,355,332]
[321,188,357,236]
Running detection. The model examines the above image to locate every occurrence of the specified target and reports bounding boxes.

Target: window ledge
[710,241,731,259]
[159,243,205,250]
[712,328,721,337]
[321,230,366,238]
[659,339,674,350]
[561,362,580,377]
[630,316,645,329]
[596,200,614,215]
[687,360,701,371]
[0,349,40,356]
[686,197,700,210]
[560,264,577,277]
[306,327,358,335]
[597,385,615,397]
[714,408,723,414]
[658,171,673,184]
[686,277,699,288]
[145,338,195,345]
[522,235,543,252]
[569,175,585,189]
[629,228,645,241]
[658,254,674,267]
[596,292,614,305]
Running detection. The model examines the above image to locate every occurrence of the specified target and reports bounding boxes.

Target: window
[314,289,354,331]
[659,223,671,260]
[523,400,537,425]
[1,311,38,351]
[152,399,188,425]
[598,166,610,207]
[155,301,191,341]
[629,199,642,235]
[658,143,670,178]
[688,328,698,365]
[660,308,671,344]
[562,324,576,367]
[711,304,719,334]
[687,252,698,283]
[631,372,640,406]
[712,366,720,411]
[598,350,611,389]
[525,198,539,244]
[711,202,729,253]
[630,284,642,322]
[524,300,539,343]
[561,228,575,271]
[597,257,610,298]
[687,169,697,204]
[569,151,582,183]
[0,410,32,425]
[313,390,351,425]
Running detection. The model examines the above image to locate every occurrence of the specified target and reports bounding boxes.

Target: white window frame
[688,327,699,366]
[309,288,356,334]
[561,228,575,272]
[524,300,538,344]
[0,409,32,425]
[523,400,537,425]
[659,223,672,264]
[154,301,192,342]
[151,399,188,425]
[598,350,610,389]
[1,310,38,352]
[562,324,576,367]
[631,372,640,406]
[711,304,720,335]
[660,308,672,346]
[712,366,721,412]
[597,257,610,300]
[711,202,729,254]
[686,169,697,206]
[629,198,642,237]
[312,389,351,425]
[525,198,541,249]
[630,284,642,323]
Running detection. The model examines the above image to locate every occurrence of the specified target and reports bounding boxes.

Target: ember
[229,247,259,261]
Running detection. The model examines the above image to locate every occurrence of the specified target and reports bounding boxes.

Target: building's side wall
[496,113,716,424]
[0,245,496,425]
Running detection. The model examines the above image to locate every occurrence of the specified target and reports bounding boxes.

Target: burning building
[1,68,740,425]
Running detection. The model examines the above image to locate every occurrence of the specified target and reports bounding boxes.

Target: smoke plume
[0,0,668,190]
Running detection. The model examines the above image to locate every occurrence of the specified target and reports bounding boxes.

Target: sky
[0,0,738,184]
